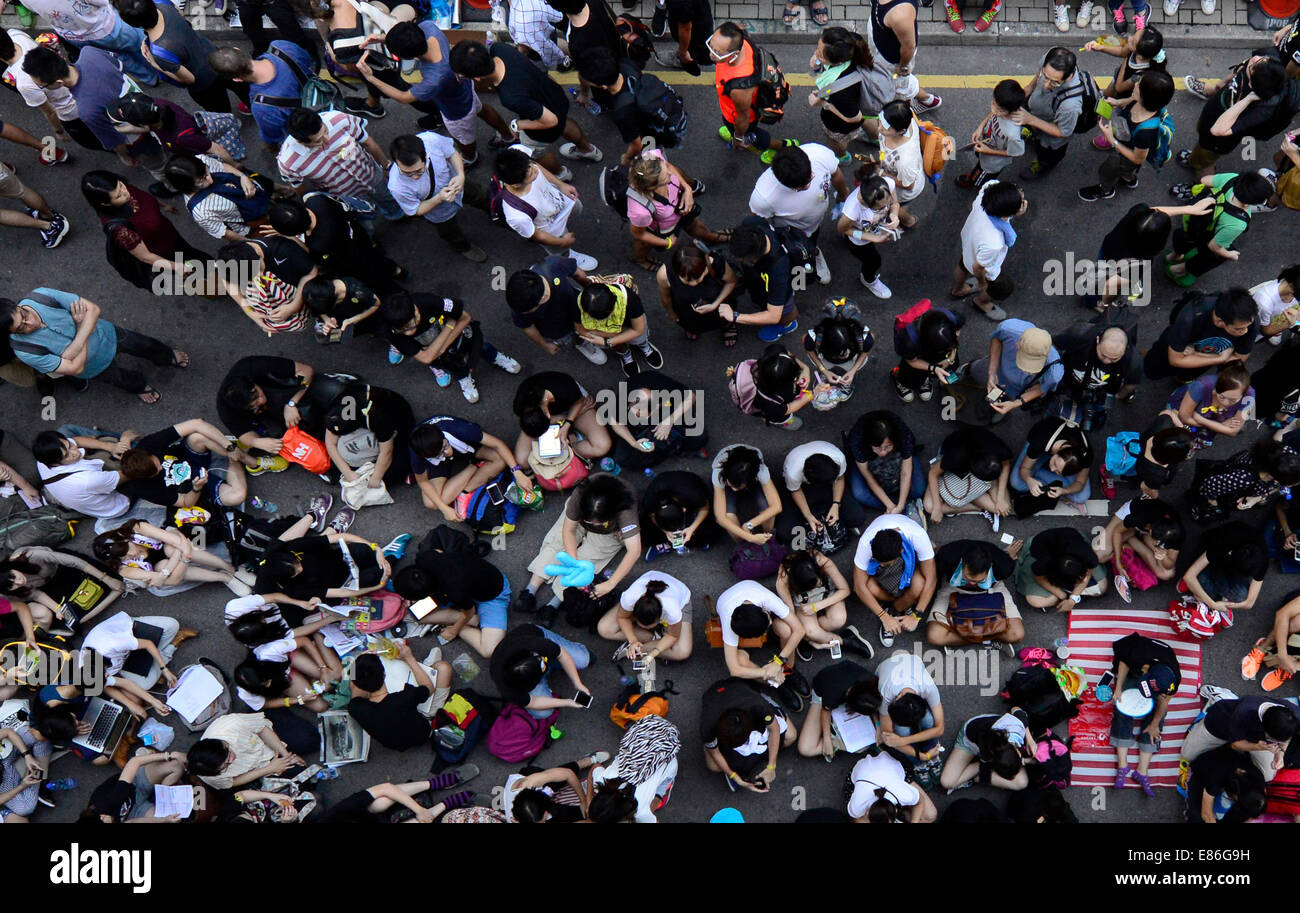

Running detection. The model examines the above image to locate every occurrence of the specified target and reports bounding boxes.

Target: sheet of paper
[165,666,224,723]
[320,623,366,659]
[154,784,194,818]
[831,706,878,754]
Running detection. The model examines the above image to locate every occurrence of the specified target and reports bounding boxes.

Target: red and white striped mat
[1066,609,1203,788]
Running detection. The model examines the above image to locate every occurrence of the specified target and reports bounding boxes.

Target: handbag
[340,462,394,509]
[280,426,331,474]
[944,591,1008,643]
[729,541,788,580]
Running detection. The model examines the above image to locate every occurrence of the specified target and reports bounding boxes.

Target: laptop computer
[72,697,130,756]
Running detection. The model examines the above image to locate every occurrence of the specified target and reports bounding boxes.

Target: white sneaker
[1057,3,1073,30]
[1073,0,1091,26]
[860,275,892,299]
[1200,0,1214,11]
[574,339,608,364]
[558,142,604,162]
[554,165,574,182]
[493,351,522,374]
[225,576,252,596]
[1162,0,1180,14]
[813,248,831,285]
[459,375,480,403]
[570,250,598,271]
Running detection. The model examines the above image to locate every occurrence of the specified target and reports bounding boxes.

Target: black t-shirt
[1204,696,1297,743]
[820,76,862,132]
[562,3,621,65]
[1029,527,1098,584]
[513,371,584,417]
[302,193,372,279]
[255,535,374,600]
[811,660,870,710]
[595,59,652,143]
[624,369,689,433]
[640,470,710,535]
[1099,203,1157,263]
[737,215,793,311]
[491,624,563,707]
[1111,632,1181,693]
[844,410,916,465]
[938,425,1013,476]
[384,294,465,358]
[348,685,432,751]
[1024,417,1090,463]
[1187,745,1256,821]
[492,43,569,143]
[318,788,385,823]
[217,356,302,438]
[665,0,713,36]
[89,775,136,822]
[256,235,315,287]
[326,384,409,445]
[1136,411,1180,489]
[514,256,582,340]
[935,539,1015,586]
[1147,298,1258,380]
[1122,498,1184,549]
[1055,325,1141,395]
[414,551,506,607]
[119,425,213,507]
[1202,522,1269,581]
[699,677,776,745]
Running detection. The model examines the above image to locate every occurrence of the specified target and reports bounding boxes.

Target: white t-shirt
[853,514,935,571]
[79,612,139,686]
[876,650,942,710]
[501,147,576,240]
[847,752,920,818]
[960,180,1010,280]
[38,452,130,519]
[732,711,789,756]
[225,594,277,623]
[711,444,770,488]
[840,175,897,246]
[4,30,78,121]
[619,571,689,626]
[1250,279,1296,330]
[747,142,841,236]
[21,0,117,41]
[715,580,789,647]
[253,634,297,664]
[782,440,847,491]
[881,122,924,202]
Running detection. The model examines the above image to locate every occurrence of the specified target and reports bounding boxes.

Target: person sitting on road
[1168,363,1253,453]
[348,647,452,752]
[1181,693,1299,783]
[847,746,938,823]
[775,549,873,662]
[774,440,867,551]
[92,519,249,596]
[711,444,783,548]
[1179,521,1269,620]
[1185,746,1267,824]
[700,676,795,794]
[409,415,533,524]
[1011,526,1108,613]
[1008,415,1093,516]
[924,424,1013,527]
[797,660,880,760]
[1242,591,1300,691]
[393,547,511,659]
[596,569,694,663]
[940,709,1036,792]
[606,370,706,472]
[639,469,722,561]
[852,513,937,648]
[489,622,592,721]
[843,410,927,517]
[926,538,1024,652]
[877,649,945,763]
[1097,498,1184,602]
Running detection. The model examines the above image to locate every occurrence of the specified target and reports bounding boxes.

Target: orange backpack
[916,118,952,192]
[609,682,673,730]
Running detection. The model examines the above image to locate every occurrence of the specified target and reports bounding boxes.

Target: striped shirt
[276,111,379,200]
[184,154,248,240]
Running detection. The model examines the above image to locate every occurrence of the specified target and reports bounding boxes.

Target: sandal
[811,0,830,24]
[137,386,162,405]
[782,2,798,24]
[722,325,739,348]
[170,349,190,368]
[714,228,733,243]
[632,255,659,271]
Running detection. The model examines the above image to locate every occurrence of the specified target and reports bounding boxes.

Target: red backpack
[892,299,934,356]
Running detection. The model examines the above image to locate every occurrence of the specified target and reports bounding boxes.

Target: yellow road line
[549,71,1214,89]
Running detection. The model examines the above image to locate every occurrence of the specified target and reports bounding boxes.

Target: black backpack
[1000,664,1081,731]
[561,586,616,633]
[1052,68,1101,134]
[625,69,688,148]
[417,523,491,559]
[720,36,790,125]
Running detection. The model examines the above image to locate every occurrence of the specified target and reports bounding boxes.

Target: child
[1085,27,1168,150]
[1164,170,1273,286]
[1251,264,1300,346]
[574,281,664,377]
[956,80,1026,190]
[492,146,597,271]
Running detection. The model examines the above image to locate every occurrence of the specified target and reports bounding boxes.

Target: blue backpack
[464,470,521,539]
[1105,431,1142,477]
[1134,110,1175,169]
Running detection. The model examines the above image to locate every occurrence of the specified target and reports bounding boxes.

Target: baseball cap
[1137,663,1177,698]
[1015,328,1052,374]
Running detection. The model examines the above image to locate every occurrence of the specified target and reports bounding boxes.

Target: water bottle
[452,653,480,682]
[598,458,621,476]
[312,766,340,782]
[249,496,278,513]
[44,778,77,791]
[643,467,656,480]
[568,87,602,116]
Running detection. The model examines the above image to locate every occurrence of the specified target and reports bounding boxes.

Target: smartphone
[632,656,649,672]
[1097,670,1116,691]
[1095,99,1114,120]
[537,425,564,460]
[829,640,842,660]
[986,386,1005,403]
[573,691,593,709]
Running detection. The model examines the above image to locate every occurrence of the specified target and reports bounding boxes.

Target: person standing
[276,107,400,220]
[13,0,157,86]
[1016,47,1083,182]
[387,132,486,262]
[749,143,848,286]
[707,23,797,164]
[866,0,941,114]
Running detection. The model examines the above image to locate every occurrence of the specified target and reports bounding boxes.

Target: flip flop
[811,0,830,23]
[782,2,798,24]
[973,301,1008,320]
[137,386,162,405]
[170,349,190,368]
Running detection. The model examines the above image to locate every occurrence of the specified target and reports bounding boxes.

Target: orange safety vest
[714,39,758,126]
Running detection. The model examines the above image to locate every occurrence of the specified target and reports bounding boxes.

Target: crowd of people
[0,0,1297,825]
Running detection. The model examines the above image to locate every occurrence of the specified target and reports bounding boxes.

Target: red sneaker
[943,0,965,31]
[974,3,1001,31]
[1099,466,1116,499]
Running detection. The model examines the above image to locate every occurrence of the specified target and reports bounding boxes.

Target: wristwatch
[1070,594,1082,604]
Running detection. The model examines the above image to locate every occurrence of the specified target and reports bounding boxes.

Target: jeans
[1008,443,1091,502]
[526,628,591,719]
[94,327,176,394]
[849,456,928,509]
[72,17,157,86]
[894,708,939,754]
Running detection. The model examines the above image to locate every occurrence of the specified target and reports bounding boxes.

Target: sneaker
[1263,667,1293,691]
[980,510,1001,533]
[1118,173,1139,190]
[718,124,735,143]
[493,351,522,374]
[1018,161,1047,182]
[570,251,599,271]
[1055,3,1070,31]
[892,371,916,403]
[1174,148,1194,168]
[786,667,811,698]
[1075,0,1093,25]
[328,507,356,533]
[691,179,707,195]
[774,680,805,714]
[796,641,814,663]
[644,543,671,563]
[860,275,892,299]
[511,589,538,615]
[838,624,876,660]
[554,166,574,182]
[757,319,798,342]
[918,375,937,402]
[878,622,895,648]
[612,640,633,662]
[1198,683,1236,705]
[651,3,668,36]
[1163,0,1181,14]
[1115,574,1132,603]
[943,0,965,31]
[574,339,608,364]
[40,146,70,166]
[1182,77,1209,101]
[307,493,333,531]
[619,353,637,378]
[1241,638,1266,680]
[973,4,1000,31]
[431,366,452,387]
[776,415,804,431]
[39,212,69,249]
[247,454,289,474]
[1168,182,1194,203]
[558,142,603,162]
[1078,184,1115,202]
[1133,10,1147,29]
[1200,0,1213,12]
[387,344,405,365]
[382,533,412,559]
[428,763,481,791]
[1112,6,1127,33]
[813,248,832,285]
[911,92,942,113]
[636,341,664,369]
[417,113,446,131]
[459,375,480,403]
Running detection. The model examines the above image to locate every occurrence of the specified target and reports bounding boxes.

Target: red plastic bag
[281,426,331,474]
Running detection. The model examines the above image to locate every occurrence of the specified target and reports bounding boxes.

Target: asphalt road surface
[0,39,1289,823]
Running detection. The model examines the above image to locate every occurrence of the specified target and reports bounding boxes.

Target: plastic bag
[138,718,175,751]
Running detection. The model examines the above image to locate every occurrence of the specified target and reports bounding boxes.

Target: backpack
[727,359,760,415]
[432,688,498,766]
[721,37,790,125]
[915,119,951,190]
[600,165,633,220]
[1169,595,1233,640]
[1186,177,1249,243]
[102,219,158,290]
[216,509,298,568]
[1104,431,1142,477]
[1029,729,1073,789]
[1265,767,1300,816]
[944,592,1008,643]
[488,174,539,227]
[775,224,817,274]
[729,540,788,580]
[1167,289,1211,326]
[609,681,673,729]
[0,497,74,552]
[417,523,491,559]
[262,45,347,114]
[462,470,521,539]
[892,298,936,355]
[1052,68,1101,134]
[1001,663,1081,731]
[486,702,556,763]
[560,585,615,633]
[1133,109,1175,169]
[625,69,688,148]
[614,12,656,64]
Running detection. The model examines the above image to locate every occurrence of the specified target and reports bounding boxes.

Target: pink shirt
[626,149,685,232]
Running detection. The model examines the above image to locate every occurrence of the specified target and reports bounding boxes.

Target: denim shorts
[477,579,512,631]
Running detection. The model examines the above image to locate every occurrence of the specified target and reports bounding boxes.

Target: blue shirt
[992,318,1063,399]
[12,288,118,378]
[68,47,133,151]
[250,40,315,145]
[410,22,473,120]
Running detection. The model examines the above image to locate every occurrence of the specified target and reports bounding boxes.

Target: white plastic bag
[340,463,394,509]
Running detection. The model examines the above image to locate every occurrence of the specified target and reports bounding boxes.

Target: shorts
[444,92,484,147]
[929,581,1020,627]
[1187,143,1222,173]
[955,255,1013,300]
[721,120,772,150]
[477,579,511,631]
[1013,542,1107,599]
[938,472,991,508]
[955,721,981,756]
[1109,705,1163,751]
[822,121,862,148]
[519,128,560,152]
[0,166,26,199]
